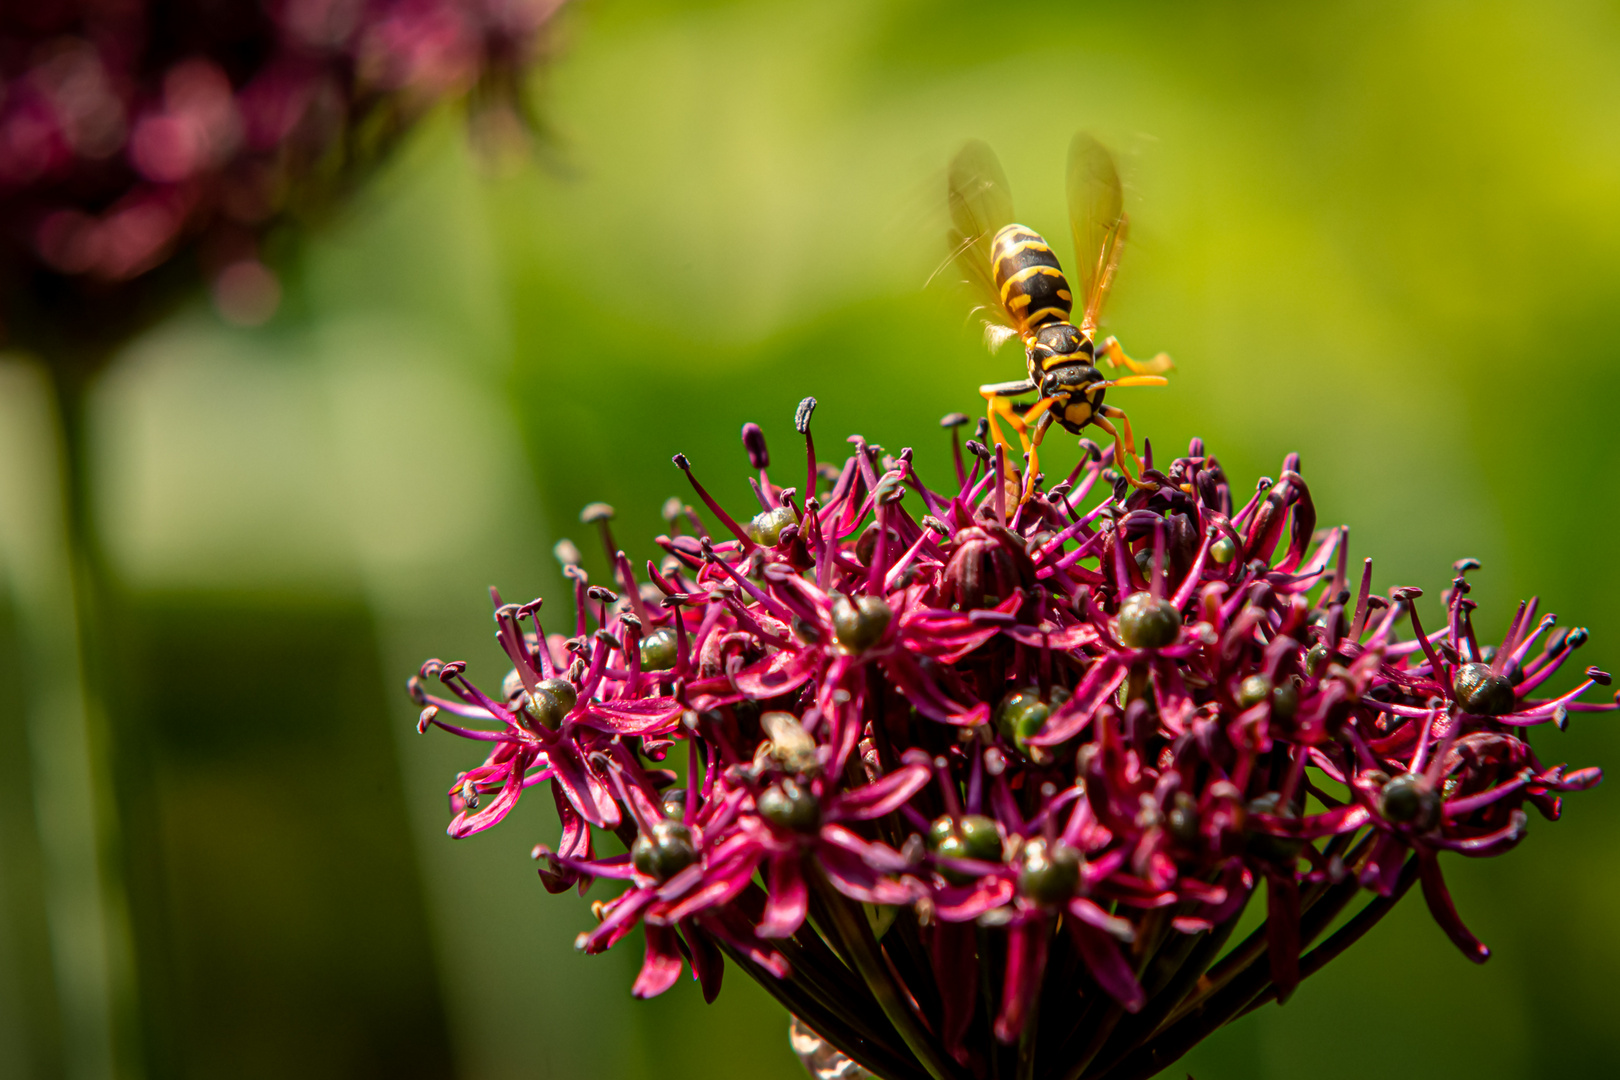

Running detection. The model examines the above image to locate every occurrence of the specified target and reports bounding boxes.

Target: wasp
[945,133,1171,501]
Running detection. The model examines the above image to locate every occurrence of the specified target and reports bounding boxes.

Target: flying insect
[945,134,1171,500]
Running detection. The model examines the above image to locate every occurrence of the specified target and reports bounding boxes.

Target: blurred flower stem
[3,3,568,1072]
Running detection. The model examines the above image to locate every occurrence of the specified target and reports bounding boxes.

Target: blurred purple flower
[1,0,563,354]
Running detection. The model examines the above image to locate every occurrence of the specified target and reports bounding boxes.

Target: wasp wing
[1067,133,1127,337]
[944,139,1019,350]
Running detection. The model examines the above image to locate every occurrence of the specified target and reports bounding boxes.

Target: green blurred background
[2,1,1618,1078]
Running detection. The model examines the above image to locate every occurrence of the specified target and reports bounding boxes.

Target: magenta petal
[994,917,1049,1043]
[580,888,656,954]
[1029,659,1126,745]
[632,923,686,998]
[930,920,978,1065]
[1249,803,1369,839]
[935,875,1014,922]
[732,648,818,698]
[681,920,725,1003]
[1418,849,1490,963]
[834,762,931,820]
[662,845,766,925]
[1068,919,1145,1012]
[700,908,792,980]
[579,695,684,735]
[546,742,621,828]
[447,751,532,838]
[758,853,809,939]
[1068,896,1134,942]
[818,843,918,906]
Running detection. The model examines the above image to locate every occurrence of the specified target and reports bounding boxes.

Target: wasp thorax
[631,819,697,882]
[1033,323,1087,355]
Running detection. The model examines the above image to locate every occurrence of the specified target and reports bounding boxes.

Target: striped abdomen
[990,224,1073,335]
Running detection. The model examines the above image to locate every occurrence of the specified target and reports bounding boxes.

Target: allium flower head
[411,400,1613,1080]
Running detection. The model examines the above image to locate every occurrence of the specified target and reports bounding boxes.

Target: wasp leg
[1020,406,1058,504]
[1095,405,1153,489]
[979,380,1037,462]
[1097,336,1173,376]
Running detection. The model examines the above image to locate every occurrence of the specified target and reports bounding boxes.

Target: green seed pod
[537,677,576,714]
[522,681,573,731]
[660,787,687,821]
[759,778,821,833]
[832,595,892,653]
[1117,591,1182,649]
[1452,662,1515,716]
[1210,536,1237,565]
[1379,773,1441,830]
[927,815,956,849]
[640,627,679,672]
[957,814,1003,862]
[1017,837,1081,905]
[747,505,799,546]
[1236,674,1273,709]
[631,820,697,882]
[1270,680,1299,721]
[932,832,977,883]
[996,689,1052,744]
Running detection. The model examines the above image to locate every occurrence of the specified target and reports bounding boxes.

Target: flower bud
[1379,773,1440,830]
[1271,680,1299,721]
[1018,837,1081,904]
[995,687,1070,759]
[521,677,578,730]
[747,505,799,546]
[631,820,697,882]
[1452,662,1515,716]
[929,814,1001,883]
[759,778,821,833]
[741,422,770,468]
[832,595,892,652]
[1117,591,1181,649]
[1236,674,1273,709]
[1210,535,1237,565]
[640,627,678,671]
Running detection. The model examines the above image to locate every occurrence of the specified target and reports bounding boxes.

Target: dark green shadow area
[108,592,455,1080]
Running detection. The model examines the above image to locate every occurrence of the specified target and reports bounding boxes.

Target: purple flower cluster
[411,400,1613,1080]
[1,0,560,340]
